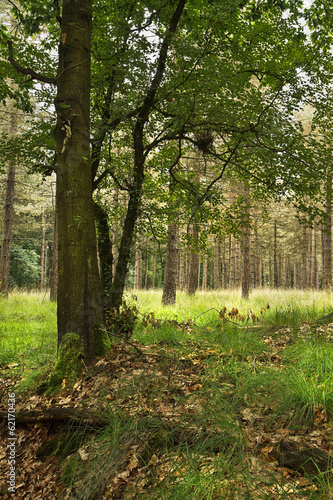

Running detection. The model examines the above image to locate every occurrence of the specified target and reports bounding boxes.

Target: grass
[2,288,333,498]
[0,290,57,391]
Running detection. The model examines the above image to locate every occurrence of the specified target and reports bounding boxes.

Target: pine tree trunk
[162,222,179,304]
[54,0,106,362]
[0,110,16,298]
[322,174,332,290]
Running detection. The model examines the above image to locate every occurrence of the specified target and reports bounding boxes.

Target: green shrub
[9,245,41,289]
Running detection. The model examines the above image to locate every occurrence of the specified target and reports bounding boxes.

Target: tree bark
[0,110,16,298]
[54,0,106,362]
[162,222,179,304]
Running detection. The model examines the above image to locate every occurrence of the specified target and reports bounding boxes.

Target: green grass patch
[0,291,57,391]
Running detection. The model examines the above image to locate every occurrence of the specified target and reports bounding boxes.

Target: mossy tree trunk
[54,0,107,362]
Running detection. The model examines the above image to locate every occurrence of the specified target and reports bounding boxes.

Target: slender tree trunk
[311,225,317,289]
[151,244,156,290]
[301,226,307,289]
[178,246,185,290]
[55,0,107,361]
[221,238,225,289]
[112,187,119,280]
[186,224,199,295]
[94,201,113,296]
[322,174,332,290]
[49,204,58,302]
[0,110,16,298]
[162,222,179,304]
[229,235,235,289]
[307,229,312,289]
[134,238,142,290]
[273,221,278,288]
[108,0,186,310]
[40,209,46,291]
[202,257,207,291]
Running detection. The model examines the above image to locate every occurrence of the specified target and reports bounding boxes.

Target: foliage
[8,245,40,289]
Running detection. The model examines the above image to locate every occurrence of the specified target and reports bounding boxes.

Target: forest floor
[1,290,333,499]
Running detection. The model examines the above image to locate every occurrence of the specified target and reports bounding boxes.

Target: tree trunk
[0,110,16,298]
[134,238,142,290]
[112,187,119,280]
[202,256,208,291]
[322,174,332,290]
[144,239,149,289]
[273,221,278,288]
[301,225,307,288]
[186,224,199,295]
[311,225,318,289]
[49,204,58,302]
[40,208,46,291]
[94,201,113,296]
[108,0,186,310]
[54,0,107,362]
[151,244,156,290]
[162,222,179,304]
[178,245,185,290]
[229,235,235,289]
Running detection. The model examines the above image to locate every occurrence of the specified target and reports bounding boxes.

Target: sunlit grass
[128,287,333,328]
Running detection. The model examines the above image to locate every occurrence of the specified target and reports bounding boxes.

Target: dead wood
[0,407,109,426]
[277,440,333,476]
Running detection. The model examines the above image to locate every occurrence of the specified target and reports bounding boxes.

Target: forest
[1,0,333,498]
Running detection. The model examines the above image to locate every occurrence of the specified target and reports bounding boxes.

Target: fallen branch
[0,407,110,426]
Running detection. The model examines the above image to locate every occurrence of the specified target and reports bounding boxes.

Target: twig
[103,329,144,355]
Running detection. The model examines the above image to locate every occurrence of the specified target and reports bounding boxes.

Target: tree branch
[7,40,56,84]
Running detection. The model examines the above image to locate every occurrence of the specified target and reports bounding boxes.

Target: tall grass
[129,288,333,335]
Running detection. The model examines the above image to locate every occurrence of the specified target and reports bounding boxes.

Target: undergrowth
[1,289,333,498]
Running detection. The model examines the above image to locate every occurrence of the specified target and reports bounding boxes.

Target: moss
[48,333,84,391]
[94,323,112,356]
